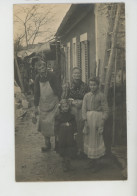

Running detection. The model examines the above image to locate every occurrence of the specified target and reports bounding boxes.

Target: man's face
[37,64,47,76]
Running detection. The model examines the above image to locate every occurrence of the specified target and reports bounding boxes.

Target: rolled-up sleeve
[82,94,87,120]
[61,82,70,99]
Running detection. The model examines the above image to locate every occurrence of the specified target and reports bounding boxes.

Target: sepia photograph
[14,3,127,182]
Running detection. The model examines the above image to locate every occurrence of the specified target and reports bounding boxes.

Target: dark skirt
[55,126,77,158]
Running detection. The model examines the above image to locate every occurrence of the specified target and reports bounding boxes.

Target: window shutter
[77,42,81,68]
[77,40,89,83]
[84,40,89,83]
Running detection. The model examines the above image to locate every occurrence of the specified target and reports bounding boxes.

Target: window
[72,37,77,68]
[79,33,89,83]
[81,41,86,82]
[80,32,87,42]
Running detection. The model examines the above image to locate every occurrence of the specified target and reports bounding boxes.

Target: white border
[0,0,137,196]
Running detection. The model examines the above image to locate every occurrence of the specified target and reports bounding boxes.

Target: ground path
[15,107,123,182]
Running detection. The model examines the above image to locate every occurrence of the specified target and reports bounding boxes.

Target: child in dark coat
[54,99,77,172]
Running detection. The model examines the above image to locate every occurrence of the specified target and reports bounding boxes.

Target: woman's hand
[72,100,77,105]
[83,120,89,135]
[72,100,82,109]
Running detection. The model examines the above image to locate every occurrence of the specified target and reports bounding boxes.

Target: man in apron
[34,58,61,152]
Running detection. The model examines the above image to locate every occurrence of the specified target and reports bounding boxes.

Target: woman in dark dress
[62,67,89,157]
[54,99,77,172]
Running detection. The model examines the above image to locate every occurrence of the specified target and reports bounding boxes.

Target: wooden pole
[104,4,121,98]
[55,40,58,71]
[112,49,117,145]
[101,4,115,85]
[14,55,24,92]
[94,4,99,77]
[55,40,61,85]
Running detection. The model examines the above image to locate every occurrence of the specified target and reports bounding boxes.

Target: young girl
[54,99,77,172]
[82,77,109,172]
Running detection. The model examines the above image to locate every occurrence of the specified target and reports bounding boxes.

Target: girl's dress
[54,112,77,157]
[82,91,109,159]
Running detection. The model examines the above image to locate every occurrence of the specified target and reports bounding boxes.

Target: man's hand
[74,132,78,140]
[34,106,39,116]
[98,127,103,135]
[56,136,59,142]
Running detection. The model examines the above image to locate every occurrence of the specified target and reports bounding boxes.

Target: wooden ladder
[102,4,122,145]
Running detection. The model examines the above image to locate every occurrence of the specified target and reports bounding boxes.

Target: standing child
[82,77,109,172]
[54,99,77,172]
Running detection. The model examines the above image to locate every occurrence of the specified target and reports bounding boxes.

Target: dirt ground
[15,106,123,182]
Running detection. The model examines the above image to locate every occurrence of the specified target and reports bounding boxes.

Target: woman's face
[89,81,98,93]
[72,69,81,80]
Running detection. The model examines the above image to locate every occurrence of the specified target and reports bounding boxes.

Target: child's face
[89,81,98,93]
[61,103,69,112]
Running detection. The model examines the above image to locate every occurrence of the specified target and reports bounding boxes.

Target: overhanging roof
[17,42,50,58]
[55,4,94,37]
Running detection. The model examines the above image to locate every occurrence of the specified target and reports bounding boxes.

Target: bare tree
[14,5,56,48]
[14,34,25,55]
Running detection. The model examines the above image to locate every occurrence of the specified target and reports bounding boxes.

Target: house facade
[55,3,126,145]
[55,3,125,87]
[55,4,96,84]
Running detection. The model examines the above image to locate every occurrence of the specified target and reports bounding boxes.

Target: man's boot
[41,137,51,152]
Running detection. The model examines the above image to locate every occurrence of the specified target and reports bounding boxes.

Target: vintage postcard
[14,3,127,182]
